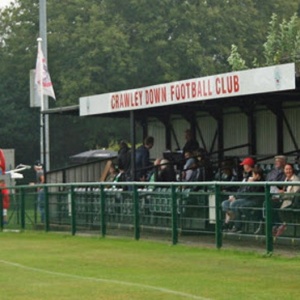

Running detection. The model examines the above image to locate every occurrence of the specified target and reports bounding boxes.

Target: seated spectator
[194,148,213,181]
[215,161,239,231]
[239,166,265,226]
[267,155,286,193]
[215,159,239,184]
[112,167,127,190]
[157,159,176,182]
[105,164,118,183]
[260,155,286,235]
[221,157,255,232]
[148,158,162,189]
[182,151,199,182]
[117,140,131,180]
[274,163,300,237]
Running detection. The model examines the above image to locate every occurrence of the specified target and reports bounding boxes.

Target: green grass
[0,232,300,300]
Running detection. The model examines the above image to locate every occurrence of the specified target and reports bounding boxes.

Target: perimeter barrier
[1,181,300,254]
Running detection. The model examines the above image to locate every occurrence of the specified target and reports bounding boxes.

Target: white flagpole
[37,37,45,167]
[39,0,50,172]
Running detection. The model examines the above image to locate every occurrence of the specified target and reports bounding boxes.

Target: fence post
[20,188,26,230]
[134,185,140,240]
[100,185,106,237]
[70,186,76,236]
[171,185,178,245]
[44,186,49,232]
[265,184,273,254]
[215,183,223,249]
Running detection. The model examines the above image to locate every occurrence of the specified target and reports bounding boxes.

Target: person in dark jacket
[182,129,199,154]
[158,159,176,182]
[221,157,256,232]
[228,165,265,233]
[117,140,131,173]
[135,136,154,181]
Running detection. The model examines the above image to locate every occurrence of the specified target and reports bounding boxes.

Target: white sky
[0,0,15,8]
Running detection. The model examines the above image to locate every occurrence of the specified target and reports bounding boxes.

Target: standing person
[135,136,154,181]
[34,160,45,223]
[117,140,131,177]
[182,129,199,154]
[0,179,10,225]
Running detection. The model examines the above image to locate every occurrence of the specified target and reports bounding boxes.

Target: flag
[35,45,56,100]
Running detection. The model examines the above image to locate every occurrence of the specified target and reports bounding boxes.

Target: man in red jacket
[0,179,10,225]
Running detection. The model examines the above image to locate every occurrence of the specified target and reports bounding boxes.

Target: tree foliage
[0,0,299,168]
[228,13,300,73]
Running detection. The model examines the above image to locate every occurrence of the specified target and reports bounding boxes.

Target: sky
[0,0,15,8]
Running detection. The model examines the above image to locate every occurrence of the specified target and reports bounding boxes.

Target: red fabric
[0,149,6,174]
[1,188,10,209]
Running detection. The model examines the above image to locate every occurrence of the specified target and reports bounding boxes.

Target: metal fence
[1,181,300,254]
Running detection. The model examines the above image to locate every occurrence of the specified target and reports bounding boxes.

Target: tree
[228,13,300,73]
[1,0,299,169]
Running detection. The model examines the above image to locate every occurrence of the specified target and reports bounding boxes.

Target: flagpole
[39,0,50,172]
[37,37,45,169]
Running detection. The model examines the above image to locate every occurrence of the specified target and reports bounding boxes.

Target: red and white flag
[35,45,56,100]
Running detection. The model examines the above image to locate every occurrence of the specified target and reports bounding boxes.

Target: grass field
[0,231,300,300]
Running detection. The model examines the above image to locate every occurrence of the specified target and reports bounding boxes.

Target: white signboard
[80,63,295,116]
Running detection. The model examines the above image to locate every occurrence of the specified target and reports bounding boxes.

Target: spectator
[117,140,131,179]
[267,155,286,193]
[217,161,239,229]
[275,163,300,237]
[105,164,118,183]
[158,159,176,182]
[182,151,199,182]
[195,148,213,182]
[148,158,176,189]
[182,129,200,154]
[135,136,154,181]
[148,158,162,189]
[0,179,10,225]
[262,155,286,234]
[215,159,239,184]
[221,157,255,232]
[113,166,128,190]
[34,160,45,223]
[239,166,265,228]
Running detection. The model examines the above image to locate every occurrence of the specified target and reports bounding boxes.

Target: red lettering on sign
[123,93,130,107]
[233,75,240,92]
[191,82,196,97]
[170,80,213,102]
[215,75,240,95]
[146,87,167,105]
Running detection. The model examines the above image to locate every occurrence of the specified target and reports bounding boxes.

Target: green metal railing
[2,181,300,254]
